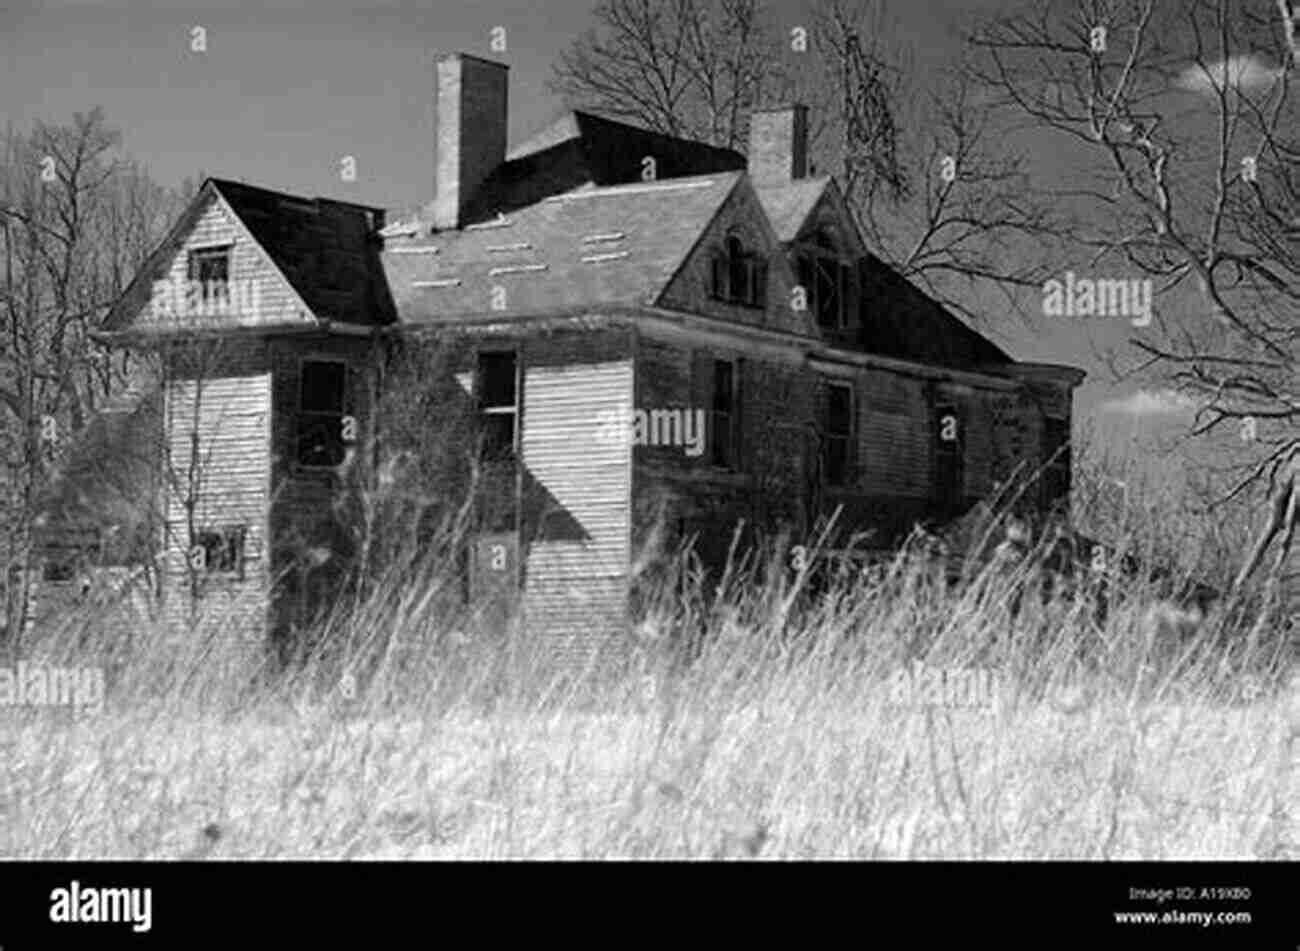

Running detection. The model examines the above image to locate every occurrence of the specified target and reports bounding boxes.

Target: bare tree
[0,109,184,642]
[550,0,1070,329]
[550,0,785,150]
[965,0,1299,614]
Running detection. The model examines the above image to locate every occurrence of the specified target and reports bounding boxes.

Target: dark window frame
[186,244,233,309]
[710,358,740,470]
[1040,415,1071,512]
[796,229,856,332]
[710,234,767,309]
[476,348,519,461]
[822,381,855,487]
[933,400,965,510]
[296,357,349,470]
[195,524,247,580]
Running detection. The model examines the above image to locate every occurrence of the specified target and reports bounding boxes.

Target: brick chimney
[747,105,809,186]
[433,53,509,231]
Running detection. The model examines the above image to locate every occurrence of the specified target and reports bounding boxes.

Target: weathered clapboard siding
[130,192,308,333]
[159,339,272,641]
[520,330,634,661]
[633,331,814,570]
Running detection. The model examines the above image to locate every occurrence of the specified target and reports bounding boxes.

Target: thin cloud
[1100,389,1197,417]
[1176,54,1283,96]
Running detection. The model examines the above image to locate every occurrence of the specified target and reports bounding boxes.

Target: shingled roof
[857,253,1013,369]
[101,179,396,333]
[212,179,396,327]
[384,172,744,323]
[753,177,833,243]
[457,111,747,225]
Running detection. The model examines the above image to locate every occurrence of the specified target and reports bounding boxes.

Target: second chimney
[747,105,809,186]
[433,53,509,231]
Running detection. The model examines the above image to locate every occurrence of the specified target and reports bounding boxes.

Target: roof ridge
[209,178,383,215]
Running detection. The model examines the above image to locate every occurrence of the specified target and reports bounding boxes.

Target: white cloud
[1176,54,1283,96]
[1100,389,1197,417]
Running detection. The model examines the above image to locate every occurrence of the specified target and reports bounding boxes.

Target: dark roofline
[433,51,508,70]
[206,178,387,217]
[567,110,746,165]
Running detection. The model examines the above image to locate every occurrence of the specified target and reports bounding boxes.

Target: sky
[1,0,1279,473]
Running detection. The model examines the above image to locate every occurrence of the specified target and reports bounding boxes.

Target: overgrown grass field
[3,515,1295,860]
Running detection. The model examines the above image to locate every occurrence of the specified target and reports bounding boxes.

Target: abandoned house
[25,52,1084,662]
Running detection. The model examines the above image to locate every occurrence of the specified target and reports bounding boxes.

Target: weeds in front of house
[2,461,1294,860]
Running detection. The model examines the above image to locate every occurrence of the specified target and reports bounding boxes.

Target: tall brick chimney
[747,105,809,186]
[433,53,509,231]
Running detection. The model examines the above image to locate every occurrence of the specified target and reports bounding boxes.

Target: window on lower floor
[477,350,518,461]
[711,358,740,469]
[194,525,247,578]
[1041,416,1071,512]
[822,382,854,486]
[297,358,348,468]
[933,401,964,509]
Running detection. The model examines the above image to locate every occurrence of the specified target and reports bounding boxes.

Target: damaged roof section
[383,172,744,323]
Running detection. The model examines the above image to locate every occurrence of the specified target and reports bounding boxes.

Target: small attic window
[187,246,231,310]
[710,234,767,308]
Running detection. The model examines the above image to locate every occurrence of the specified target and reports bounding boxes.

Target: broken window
[477,350,518,460]
[296,358,348,468]
[195,525,247,578]
[823,382,854,486]
[187,246,231,309]
[711,358,739,469]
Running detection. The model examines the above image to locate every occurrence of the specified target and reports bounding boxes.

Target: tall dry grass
[3,490,1295,859]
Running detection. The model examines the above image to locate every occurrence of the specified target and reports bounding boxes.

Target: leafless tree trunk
[965,0,1298,615]
[0,109,186,645]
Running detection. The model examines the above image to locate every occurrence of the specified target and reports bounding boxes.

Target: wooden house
[36,52,1083,662]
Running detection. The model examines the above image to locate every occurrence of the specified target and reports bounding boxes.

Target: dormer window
[796,228,856,332]
[710,234,767,308]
